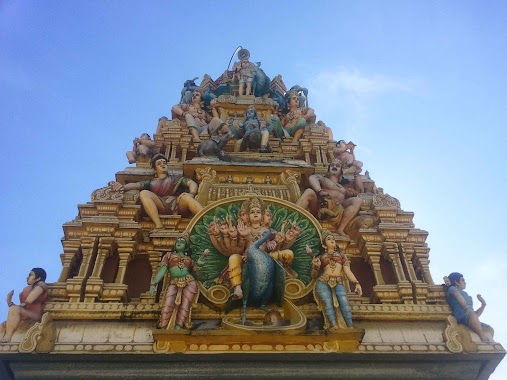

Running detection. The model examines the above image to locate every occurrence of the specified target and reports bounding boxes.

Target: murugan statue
[306,230,362,330]
[297,159,363,237]
[110,154,203,230]
[208,198,295,300]
[150,232,204,330]
[444,272,491,342]
[0,268,48,342]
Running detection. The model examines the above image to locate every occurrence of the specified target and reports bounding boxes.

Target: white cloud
[305,67,418,144]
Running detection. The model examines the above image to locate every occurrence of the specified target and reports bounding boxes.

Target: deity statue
[306,230,362,330]
[171,88,229,142]
[232,105,271,153]
[126,133,156,164]
[443,272,491,342]
[232,49,257,96]
[207,198,295,300]
[296,159,363,238]
[110,154,203,230]
[271,90,316,143]
[0,268,48,343]
[150,232,204,330]
[333,140,364,193]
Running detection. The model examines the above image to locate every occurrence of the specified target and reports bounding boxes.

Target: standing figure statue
[333,140,364,193]
[232,49,257,96]
[297,159,363,238]
[272,90,316,143]
[444,272,491,342]
[172,88,228,142]
[126,133,156,164]
[150,232,204,330]
[306,230,362,330]
[110,154,203,230]
[0,268,48,343]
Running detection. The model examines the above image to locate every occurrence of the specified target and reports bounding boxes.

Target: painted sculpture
[110,154,203,230]
[240,229,285,324]
[297,159,363,238]
[444,272,491,342]
[150,232,204,330]
[206,197,295,300]
[171,88,227,142]
[232,105,271,153]
[333,140,364,193]
[232,48,257,96]
[271,90,316,143]
[126,133,156,164]
[0,268,48,343]
[307,230,362,330]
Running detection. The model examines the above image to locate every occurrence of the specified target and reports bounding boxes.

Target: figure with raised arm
[307,230,361,330]
[296,159,363,238]
[444,272,491,342]
[0,268,48,343]
[110,154,203,230]
[333,140,364,193]
[126,133,156,164]
[150,232,205,330]
[271,90,315,143]
[171,88,227,142]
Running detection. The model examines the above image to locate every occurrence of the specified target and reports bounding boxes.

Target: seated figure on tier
[306,230,362,330]
[126,133,156,164]
[297,159,363,238]
[271,90,316,143]
[232,105,271,153]
[0,268,48,343]
[444,272,491,342]
[171,88,229,142]
[150,232,205,330]
[110,154,203,230]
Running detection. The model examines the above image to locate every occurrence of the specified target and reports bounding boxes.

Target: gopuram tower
[0,49,504,380]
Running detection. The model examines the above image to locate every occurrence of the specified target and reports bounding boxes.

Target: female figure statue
[444,272,490,342]
[0,268,48,342]
[306,230,362,330]
[150,232,204,330]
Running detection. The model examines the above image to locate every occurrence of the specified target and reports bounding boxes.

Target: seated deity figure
[271,90,316,143]
[0,268,48,342]
[171,88,229,142]
[126,133,156,164]
[306,230,362,330]
[333,140,364,193]
[150,232,205,330]
[208,198,295,300]
[232,49,257,96]
[443,272,491,342]
[296,159,362,238]
[110,154,203,230]
[232,105,271,153]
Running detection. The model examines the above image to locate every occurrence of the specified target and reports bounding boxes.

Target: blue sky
[1,1,506,376]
